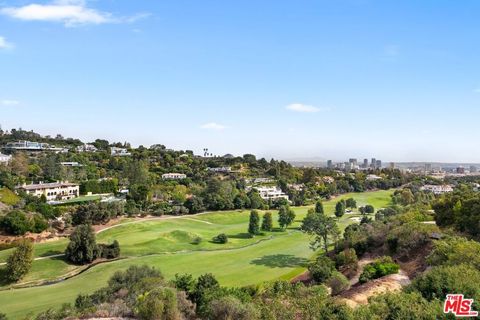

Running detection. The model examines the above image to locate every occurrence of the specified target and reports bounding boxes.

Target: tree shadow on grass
[0,268,11,286]
[250,254,309,268]
[228,233,253,239]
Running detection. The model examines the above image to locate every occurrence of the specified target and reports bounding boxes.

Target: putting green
[0,190,393,318]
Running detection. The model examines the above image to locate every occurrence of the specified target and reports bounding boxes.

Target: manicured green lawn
[0,190,393,319]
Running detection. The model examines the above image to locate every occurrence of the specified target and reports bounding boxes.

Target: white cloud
[1,100,20,106]
[286,103,324,113]
[0,36,14,49]
[0,1,148,27]
[200,122,227,130]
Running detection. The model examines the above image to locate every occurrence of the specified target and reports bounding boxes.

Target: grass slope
[0,190,393,318]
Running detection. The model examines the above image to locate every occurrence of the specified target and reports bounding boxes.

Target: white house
[162,173,187,180]
[60,162,83,167]
[207,167,232,173]
[3,140,63,152]
[254,186,289,201]
[111,147,131,156]
[420,184,454,195]
[0,153,12,165]
[366,174,382,181]
[76,144,98,153]
[17,181,80,201]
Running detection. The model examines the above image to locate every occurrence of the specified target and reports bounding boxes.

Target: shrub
[98,240,120,259]
[335,248,358,271]
[5,239,34,282]
[191,236,202,245]
[359,256,399,284]
[327,271,350,295]
[213,233,228,244]
[208,296,260,320]
[365,205,375,214]
[308,255,336,283]
[135,287,179,320]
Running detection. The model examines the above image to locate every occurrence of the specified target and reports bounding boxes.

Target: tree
[345,198,357,208]
[301,209,339,254]
[184,196,205,214]
[335,201,346,218]
[278,206,295,229]
[315,201,324,214]
[261,212,273,231]
[65,224,98,265]
[5,239,34,282]
[248,190,265,209]
[365,205,375,214]
[327,271,350,295]
[248,210,260,236]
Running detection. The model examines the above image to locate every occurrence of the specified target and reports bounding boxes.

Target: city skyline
[2,1,480,162]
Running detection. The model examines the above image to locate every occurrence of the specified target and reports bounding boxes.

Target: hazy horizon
[2,1,480,162]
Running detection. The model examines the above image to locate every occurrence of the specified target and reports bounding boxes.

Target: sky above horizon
[1,0,480,162]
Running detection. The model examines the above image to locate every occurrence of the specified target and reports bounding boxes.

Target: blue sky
[1,0,480,162]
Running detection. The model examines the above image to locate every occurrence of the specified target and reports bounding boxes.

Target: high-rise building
[456,166,465,174]
[327,160,333,169]
[349,158,357,166]
[389,162,395,169]
[425,163,432,173]
[376,160,382,168]
[371,158,376,168]
[363,159,369,168]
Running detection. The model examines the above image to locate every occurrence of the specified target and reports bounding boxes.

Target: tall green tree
[315,201,324,214]
[345,198,357,208]
[248,210,260,236]
[261,212,273,231]
[335,201,346,218]
[65,224,98,265]
[301,209,339,254]
[5,239,34,282]
[278,205,296,230]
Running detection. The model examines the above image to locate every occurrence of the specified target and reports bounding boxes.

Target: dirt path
[340,257,411,308]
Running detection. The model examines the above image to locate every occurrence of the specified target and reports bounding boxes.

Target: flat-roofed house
[162,173,187,180]
[17,181,80,201]
[110,147,131,156]
[0,153,12,165]
[254,186,289,201]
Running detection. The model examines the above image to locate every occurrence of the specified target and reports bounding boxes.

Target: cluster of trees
[65,224,120,265]
[71,202,125,226]
[0,128,416,230]
[433,189,480,238]
[247,206,295,236]
[0,210,48,235]
[32,263,453,320]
